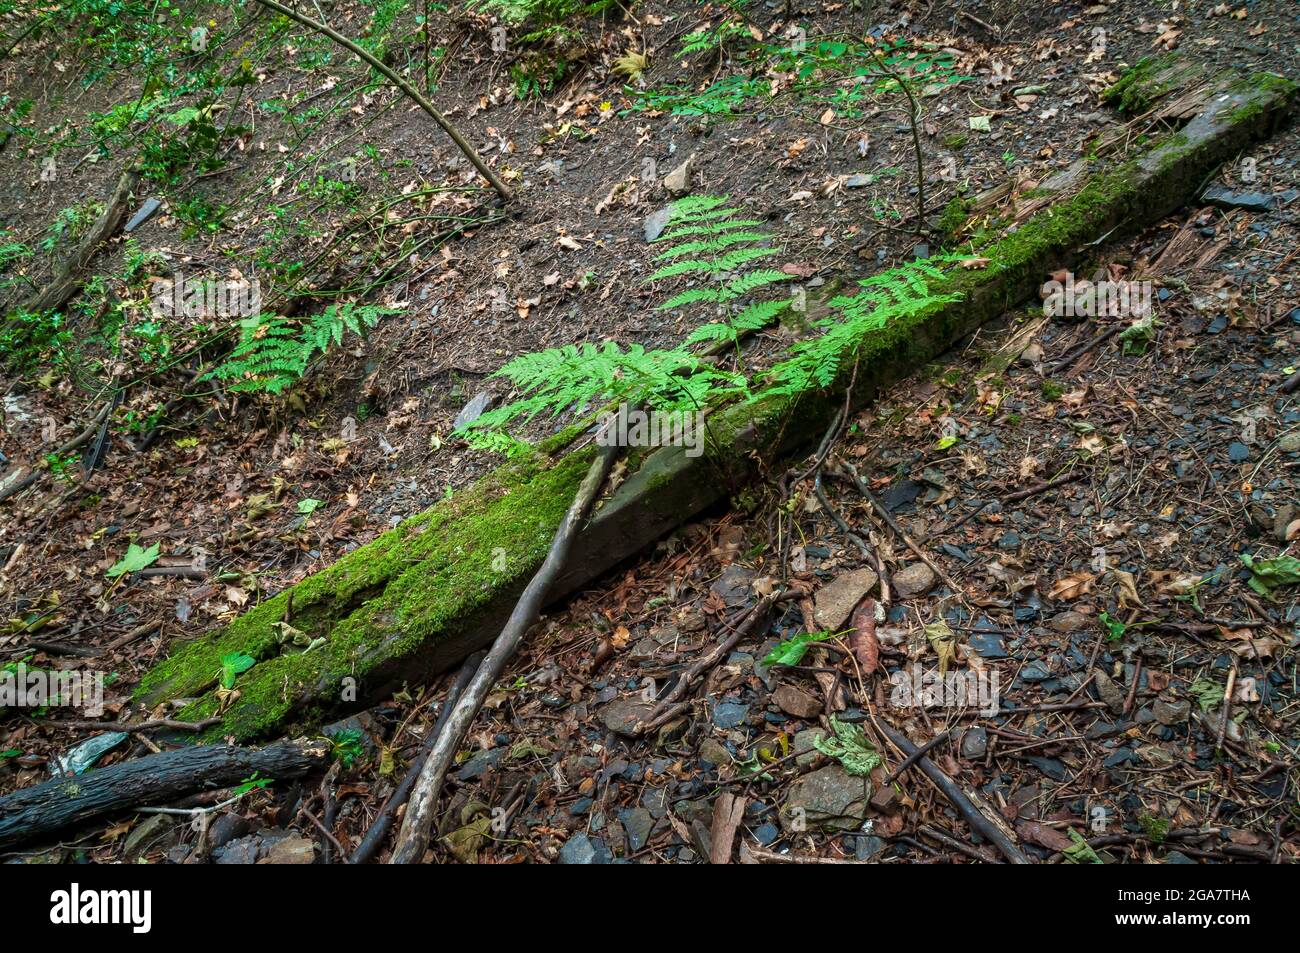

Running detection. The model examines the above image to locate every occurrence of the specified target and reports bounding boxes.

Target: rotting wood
[14,166,139,320]
[0,737,328,849]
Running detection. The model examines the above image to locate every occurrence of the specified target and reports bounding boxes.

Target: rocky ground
[0,0,1297,863]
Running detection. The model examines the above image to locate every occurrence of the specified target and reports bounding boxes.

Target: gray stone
[698,737,733,767]
[969,631,1008,658]
[779,765,870,832]
[663,156,693,195]
[124,197,162,233]
[259,833,316,865]
[711,564,755,608]
[619,808,654,852]
[456,747,503,781]
[960,726,988,760]
[773,684,821,719]
[1278,432,1300,453]
[1228,441,1250,463]
[1153,699,1190,725]
[643,205,673,242]
[891,562,937,598]
[453,391,492,429]
[793,728,826,767]
[855,835,887,860]
[206,812,251,850]
[1020,660,1054,682]
[1201,184,1276,212]
[602,697,654,737]
[1094,669,1126,714]
[559,833,605,864]
[813,568,879,630]
[712,701,749,729]
[1050,611,1093,633]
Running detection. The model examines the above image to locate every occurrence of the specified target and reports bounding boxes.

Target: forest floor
[0,0,1297,863]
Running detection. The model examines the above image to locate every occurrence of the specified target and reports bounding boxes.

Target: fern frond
[764,258,963,397]
[646,246,776,282]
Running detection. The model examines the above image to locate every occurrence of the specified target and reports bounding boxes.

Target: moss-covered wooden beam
[135,57,1295,741]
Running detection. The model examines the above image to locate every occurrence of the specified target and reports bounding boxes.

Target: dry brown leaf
[1047,571,1095,601]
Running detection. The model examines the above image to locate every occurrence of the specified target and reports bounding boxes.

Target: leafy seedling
[1099,610,1126,642]
[233,772,271,796]
[329,729,366,769]
[219,651,256,689]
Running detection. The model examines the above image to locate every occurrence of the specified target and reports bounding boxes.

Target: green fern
[456,341,745,454]
[763,256,963,396]
[208,302,401,394]
[650,195,793,346]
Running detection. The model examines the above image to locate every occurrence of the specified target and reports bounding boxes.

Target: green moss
[938,195,973,243]
[135,55,1299,742]
[1222,73,1298,123]
[1101,54,1184,114]
[137,443,596,740]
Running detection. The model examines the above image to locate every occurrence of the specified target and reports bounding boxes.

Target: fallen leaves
[1047,571,1095,601]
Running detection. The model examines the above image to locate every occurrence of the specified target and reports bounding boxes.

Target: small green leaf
[297,498,324,515]
[762,630,835,667]
[219,651,256,689]
[1240,554,1300,598]
[106,542,161,578]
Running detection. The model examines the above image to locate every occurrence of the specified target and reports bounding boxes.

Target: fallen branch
[32,717,221,733]
[839,462,963,595]
[0,738,329,849]
[16,167,140,319]
[643,590,791,728]
[876,722,1030,864]
[389,444,620,863]
[0,400,112,505]
[250,0,513,203]
[349,650,483,864]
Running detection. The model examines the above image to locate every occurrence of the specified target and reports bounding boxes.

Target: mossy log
[136,57,1296,742]
[0,738,329,849]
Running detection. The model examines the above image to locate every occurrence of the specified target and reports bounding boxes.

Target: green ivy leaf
[297,498,324,515]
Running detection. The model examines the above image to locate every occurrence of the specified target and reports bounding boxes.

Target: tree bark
[0,738,329,849]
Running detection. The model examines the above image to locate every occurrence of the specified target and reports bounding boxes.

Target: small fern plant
[208,302,402,394]
[763,255,963,397]
[650,195,794,350]
[759,254,967,395]
[456,341,746,456]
